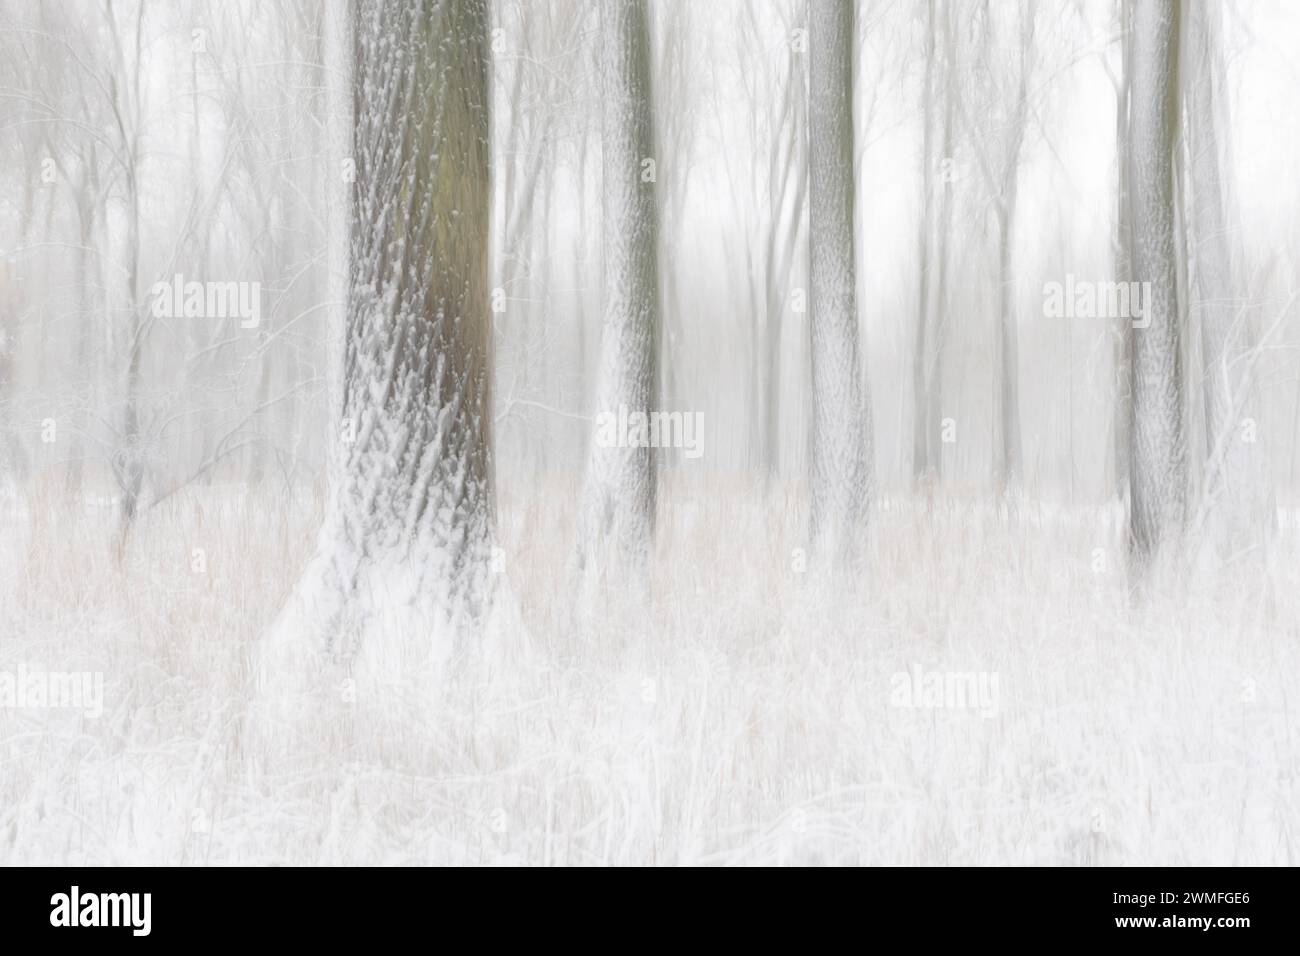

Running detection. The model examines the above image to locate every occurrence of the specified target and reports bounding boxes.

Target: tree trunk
[992,3,1032,494]
[764,34,808,482]
[913,0,937,485]
[278,0,494,659]
[118,167,145,529]
[928,5,956,484]
[1184,0,1271,559]
[995,202,1022,491]
[809,0,871,564]
[65,202,95,498]
[1111,5,1133,508]
[1127,0,1185,564]
[575,0,659,578]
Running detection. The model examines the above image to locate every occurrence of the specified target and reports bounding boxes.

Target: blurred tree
[809,0,871,564]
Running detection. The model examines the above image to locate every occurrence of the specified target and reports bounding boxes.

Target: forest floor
[1,476,1297,864]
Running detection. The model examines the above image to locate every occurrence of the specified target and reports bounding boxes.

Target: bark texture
[575,0,659,577]
[809,0,871,562]
[1127,0,1185,563]
[282,0,494,657]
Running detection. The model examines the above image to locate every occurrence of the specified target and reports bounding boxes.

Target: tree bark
[575,0,659,578]
[809,0,871,563]
[913,0,937,485]
[1127,0,1185,564]
[279,0,494,658]
[1184,0,1271,559]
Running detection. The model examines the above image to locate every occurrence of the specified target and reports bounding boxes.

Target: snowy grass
[1,476,1297,865]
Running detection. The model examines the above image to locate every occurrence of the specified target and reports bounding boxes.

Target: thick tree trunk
[1127,0,1185,564]
[809,0,871,564]
[276,0,494,660]
[575,0,659,578]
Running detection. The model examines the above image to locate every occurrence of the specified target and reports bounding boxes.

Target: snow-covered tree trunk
[912,0,937,486]
[928,7,957,486]
[118,162,145,529]
[990,2,1033,496]
[994,192,1022,492]
[913,0,953,490]
[809,0,871,563]
[321,0,353,498]
[1111,8,1133,510]
[764,6,808,481]
[65,190,97,498]
[274,0,494,661]
[102,1,146,536]
[1127,0,1185,564]
[1184,0,1271,560]
[575,0,659,578]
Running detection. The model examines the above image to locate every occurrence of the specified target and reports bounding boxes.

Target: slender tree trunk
[322,0,353,494]
[809,0,870,564]
[1127,0,1185,565]
[992,4,1032,494]
[928,6,956,484]
[574,129,591,409]
[65,203,95,498]
[995,200,1022,491]
[764,38,808,482]
[1112,5,1133,508]
[913,0,937,485]
[1184,0,1271,559]
[107,4,147,537]
[118,169,144,528]
[575,0,659,578]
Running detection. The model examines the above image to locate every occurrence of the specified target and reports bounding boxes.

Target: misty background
[3,0,1299,510]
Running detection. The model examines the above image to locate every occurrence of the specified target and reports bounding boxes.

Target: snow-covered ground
[1,479,1296,865]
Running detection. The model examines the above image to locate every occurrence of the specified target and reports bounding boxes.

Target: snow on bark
[912,0,953,489]
[322,0,353,491]
[912,0,937,486]
[1126,0,1185,564]
[995,206,1023,493]
[269,0,494,667]
[992,5,1033,495]
[809,0,871,563]
[575,0,659,578]
[1110,15,1134,510]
